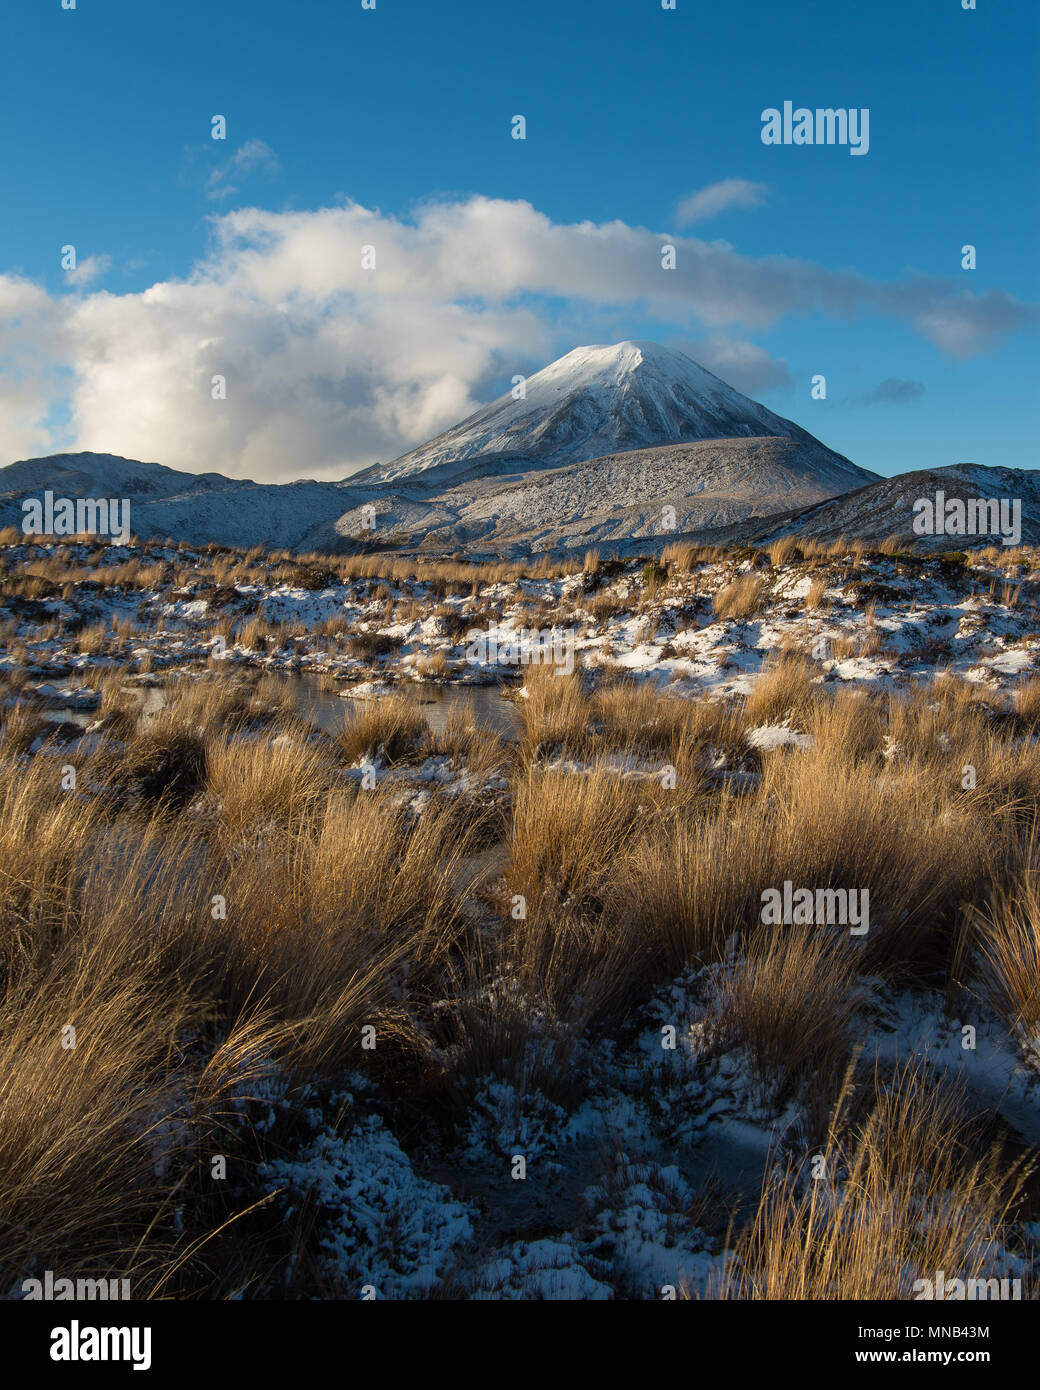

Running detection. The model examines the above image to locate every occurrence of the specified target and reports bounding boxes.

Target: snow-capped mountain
[363,340,871,491]
[0,452,363,551]
[0,452,251,502]
[0,341,890,554]
[738,463,1040,551]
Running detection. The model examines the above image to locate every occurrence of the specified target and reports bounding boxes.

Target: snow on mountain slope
[0,452,249,502]
[129,479,368,551]
[0,452,374,551]
[325,436,870,556]
[0,343,876,554]
[740,464,1040,551]
[365,341,873,490]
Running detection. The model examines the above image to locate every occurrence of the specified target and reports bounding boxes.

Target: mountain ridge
[734,463,1040,552]
[5,340,984,556]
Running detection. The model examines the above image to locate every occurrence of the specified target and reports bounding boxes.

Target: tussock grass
[251,671,303,722]
[416,649,450,679]
[0,735,477,1284]
[338,693,426,765]
[161,675,253,735]
[0,755,103,971]
[708,929,862,1102]
[1015,676,1040,727]
[714,1062,1022,1299]
[713,574,764,621]
[592,678,693,751]
[743,653,816,726]
[2,528,1039,1297]
[205,730,331,845]
[588,588,629,623]
[0,701,50,754]
[129,721,208,804]
[421,702,507,785]
[517,666,591,761]
[966,856,1040,1054]
[507,764,657,920]
[610,739,990,975]
[806,687,883,765]
[759,748,989,968]
[805,574,830,610]
[608,805,767,971]
[0,949,196,1280]
[768,536,800,567]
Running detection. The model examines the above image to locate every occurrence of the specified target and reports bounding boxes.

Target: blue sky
[0,0,1035,481]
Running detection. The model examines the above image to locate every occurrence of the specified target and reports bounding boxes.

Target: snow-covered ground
[5,535,1040,1299]
[3,540,1037,703]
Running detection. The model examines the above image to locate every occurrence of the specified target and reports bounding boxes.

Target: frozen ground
[5,536,1040,1298]
[4,542,1038,705]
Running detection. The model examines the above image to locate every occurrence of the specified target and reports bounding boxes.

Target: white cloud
[0,196,1035,481]
[0,275,70,459]
[206,140,280,201]
[676,179,769,226]
[64,254,112,288]
[673,333,793,396]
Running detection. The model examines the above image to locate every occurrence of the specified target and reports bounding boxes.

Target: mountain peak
[371,339,865,489]
[553,339,661,366]
[531,339,739,406]
[558,339,691,361]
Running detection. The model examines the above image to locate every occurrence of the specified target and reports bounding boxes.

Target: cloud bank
[0,196,1034,481]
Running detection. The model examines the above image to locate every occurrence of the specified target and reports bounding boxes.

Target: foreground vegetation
[1,536,1040,1298]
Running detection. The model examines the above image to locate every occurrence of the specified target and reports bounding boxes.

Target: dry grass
[205,730,331,845]
[806,687,883,765]
[743,653,816,726]
[1015,676,1040,727]
[0,946,197,1280]
[337,693,427,765]
[421,702,507,782]
[161,675,253,735]
[76,624,109,656]
[0,701,50,754]
[517,666,591,761]
[713,1062,1022,1299]
[0,720,480,1286]
[2,530,1040,1298]
[713,574,764,621]
[588,588,629,623]
[416,649,450,679]
[966,859,1040,1052]
[610,737,991,975]
[592,678,693,752]
[768,536,800,567]
[708,930,862,1103]
[805,574,830,611]
[507,764,657,920]
[251,671,302,721]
